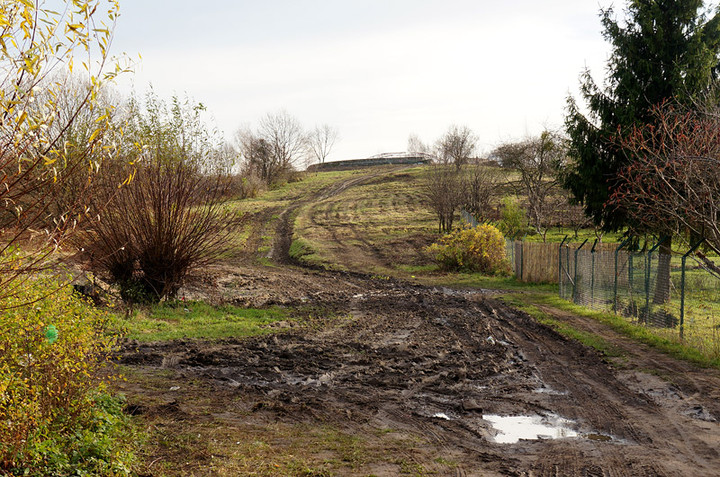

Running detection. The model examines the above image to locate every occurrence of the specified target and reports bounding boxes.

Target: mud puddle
[484,414,579,443]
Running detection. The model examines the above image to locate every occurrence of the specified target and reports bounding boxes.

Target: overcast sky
[109,0,613,161]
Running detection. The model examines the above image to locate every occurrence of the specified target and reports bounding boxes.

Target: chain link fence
[559,239,720,359]
[464,213,719,359]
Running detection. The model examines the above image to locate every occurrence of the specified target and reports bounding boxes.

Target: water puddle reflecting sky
[484,414,578,444]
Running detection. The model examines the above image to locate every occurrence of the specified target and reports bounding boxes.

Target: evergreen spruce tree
[564,0,720,304]
[565,0,720,232]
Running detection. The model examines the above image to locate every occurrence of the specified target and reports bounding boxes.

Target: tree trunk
[653,238,672,304]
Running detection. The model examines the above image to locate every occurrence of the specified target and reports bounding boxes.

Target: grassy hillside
[231,164,618,275]
[231,166,438,276]
[291,167,437,275]
[228,164,720,366]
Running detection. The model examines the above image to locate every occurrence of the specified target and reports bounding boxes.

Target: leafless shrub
[228,172,266,199]
[462,160,504,222]
[493,131,566,241]
[426,164,463,233]
[83,161,231,302]
[78,92,232,303]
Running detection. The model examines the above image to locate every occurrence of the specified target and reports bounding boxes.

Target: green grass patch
[217,227,252,259]
[291,167,438,274]
[417,271,557,293]
[230,169,362,212]
[256,256,276,267]
[288,238,314,260]
[16,392,139,477]
[288,237,333,269]
[501,291,720,369]
[524,228,624,244]
[499,293,624,358]
[118,301,288,341]
[396,264,439,274]
[433,457,458,468]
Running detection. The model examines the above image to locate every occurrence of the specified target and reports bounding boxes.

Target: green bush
[0,277,135,475]
[498,197,527,238]
[427,224,509,274]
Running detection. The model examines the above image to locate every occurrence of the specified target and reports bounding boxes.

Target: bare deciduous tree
[462,160,504,222]
[306,124,338,165]
[493,131,566,242]
[436,125,477,169]
[407,134,432,155]
[236,110,306,184]
[610,101,720,261]
[259,110,306,170]
[426,164,463,233]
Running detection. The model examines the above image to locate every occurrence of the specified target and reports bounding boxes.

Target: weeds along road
[118,167,720,476]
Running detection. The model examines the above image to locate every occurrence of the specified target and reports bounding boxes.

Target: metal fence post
[590,239,598,307]
[680,238,706,340]
[566,241,571,292]
[573,239,589,304]
[628,253,634,298]
[559,236,568,295]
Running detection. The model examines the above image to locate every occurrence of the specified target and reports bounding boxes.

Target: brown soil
[116,169,720,476]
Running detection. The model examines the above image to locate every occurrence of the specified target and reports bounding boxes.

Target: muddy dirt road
[118,170,720,476]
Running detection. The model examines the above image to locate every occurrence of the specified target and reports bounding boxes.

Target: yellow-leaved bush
[0,277,134,476]
[427,224,509,274]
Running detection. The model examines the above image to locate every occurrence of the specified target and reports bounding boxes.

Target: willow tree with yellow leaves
[0,2,139,474]
[0,0,126,302]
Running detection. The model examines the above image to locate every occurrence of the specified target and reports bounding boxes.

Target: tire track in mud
[268,168,403,265]
[482,298,720,476]
[232,170,398,265]
[535,303,720,414]
[120,275,720,475]
[241,207,282,258]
